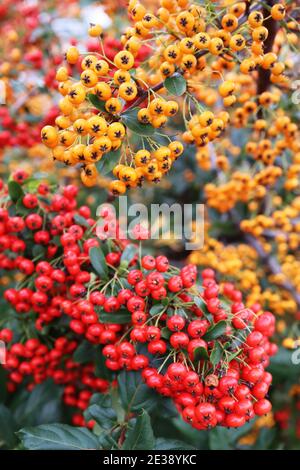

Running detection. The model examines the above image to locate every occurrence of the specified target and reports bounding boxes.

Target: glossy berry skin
[141,255,156,270]
[167,315,185,331]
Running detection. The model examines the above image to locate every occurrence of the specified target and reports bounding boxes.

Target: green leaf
[193,296,211,319]
[73,341,97,364]
[203,320,227,341]
[209,421,254,450]
[73,214,91,228]
[118,371,158,413]
[15,198,31,215]
[96,148,121,176]
[155,438,196,450]
[11,380,62,427]
[210,342,223,366]
[253,427,276,450]
[149,304,165,316]
[87,93,106,112]
[95,354,115,381]
[0,405,18,449]
[164,74,186,96]
[268,347,300,380]
[122,410,155,450]
[99,310,132,324]
[18,424,99,450]
[84,400,117,430]
[8,181,24,203]
[194,347,209,361]
[121,108,155,136]
[89,246,108,279]
[161,327,172,340]
[120,244,138,264]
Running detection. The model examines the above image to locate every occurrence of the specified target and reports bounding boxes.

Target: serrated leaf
[96,148,121,176]
[8,181,24,203]
[18,424,99,450]
[226,348,241,363]
[99,310,132,324]
[210,342,223,366]
[118,371,158,413]
[120,244,138,264]
[122,410,155,450]
[121,108,155,136]
[87,93,106,111]
[73,214,91,228]
[149,304,165,316]
[203,320,227,341]
[194,347,209,361]
[164,74,186,96]
[89,246,108,279]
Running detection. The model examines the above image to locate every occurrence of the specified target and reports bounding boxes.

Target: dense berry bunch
[41,43,184,192]
[0,176,277,430]
[41,0,292,193]
[0,334,109,428]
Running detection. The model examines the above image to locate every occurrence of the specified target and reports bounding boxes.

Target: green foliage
[18,424,99,450]
[203,321,227,341]
[89,246,108,279]
[96,148,122,176]
[121,108,156,136]
[164,74,187,96]
[118,371,159,413]
[122,410,155,450]
[8,181,24,203]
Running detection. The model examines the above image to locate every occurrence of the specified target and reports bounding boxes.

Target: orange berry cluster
[41,0,291,193]
[41,31,184,193]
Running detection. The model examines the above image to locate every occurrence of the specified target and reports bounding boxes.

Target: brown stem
[117,425,127,448]
[257,0,278,96]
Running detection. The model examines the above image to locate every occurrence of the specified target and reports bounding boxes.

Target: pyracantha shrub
[0,175,277,430]
[41,0,293,193]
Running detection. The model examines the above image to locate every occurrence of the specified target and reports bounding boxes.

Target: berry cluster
[40,0,290,193]
[0,333,109,428]
[0,176,277,430]
[41,42,184,193]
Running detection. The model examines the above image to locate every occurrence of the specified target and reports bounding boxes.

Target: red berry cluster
[0,176,277,430]
[0,106,59,150]
[0,332,109,427]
